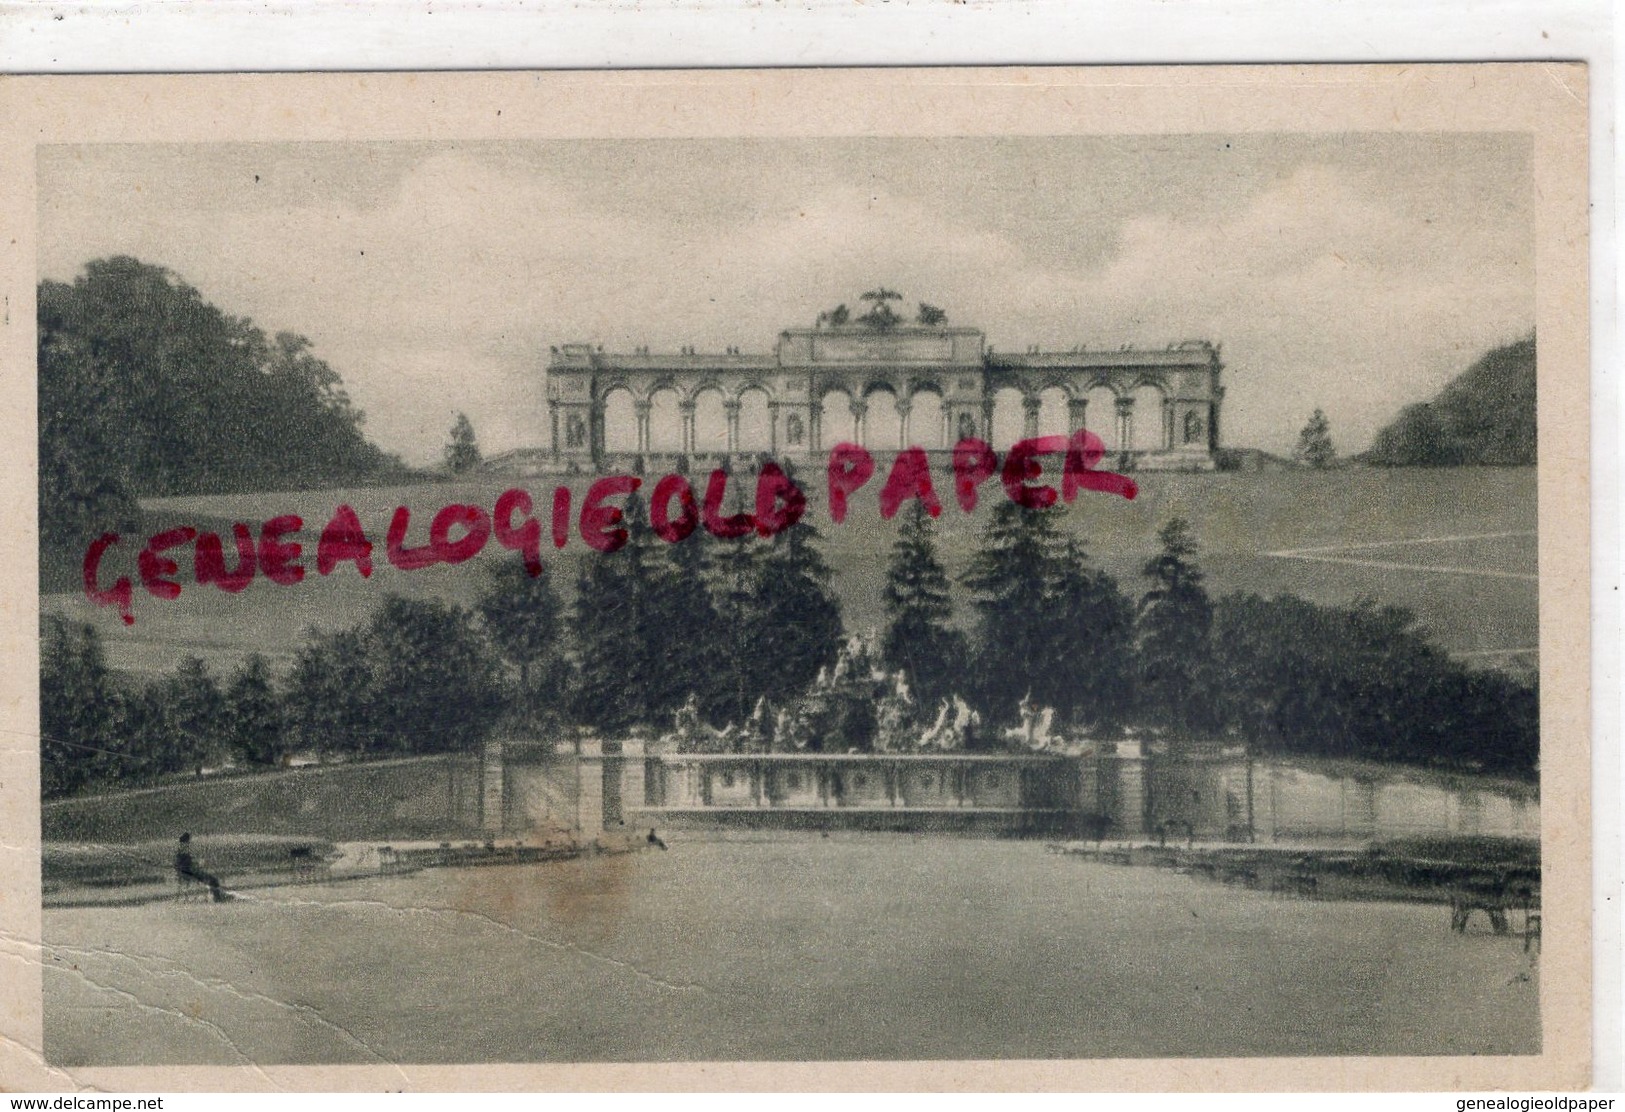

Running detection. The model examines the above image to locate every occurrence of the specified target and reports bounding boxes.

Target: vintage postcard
[0,65,1591,1090]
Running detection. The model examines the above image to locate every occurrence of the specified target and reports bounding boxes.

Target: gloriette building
[541,296,1225,473]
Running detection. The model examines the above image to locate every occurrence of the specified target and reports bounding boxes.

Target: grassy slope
[44,465,1538,678]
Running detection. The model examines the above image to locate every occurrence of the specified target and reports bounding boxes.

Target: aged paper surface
[0,65,1591,1091]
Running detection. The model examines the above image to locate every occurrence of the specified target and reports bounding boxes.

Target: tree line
[1365,335,1536,466]
[43,489,1538,797]
[39,258,409,558]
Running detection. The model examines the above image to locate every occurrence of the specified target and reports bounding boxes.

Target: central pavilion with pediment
[540,293,1225,474]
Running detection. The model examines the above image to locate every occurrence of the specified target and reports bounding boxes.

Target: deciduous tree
[225,654,287,766]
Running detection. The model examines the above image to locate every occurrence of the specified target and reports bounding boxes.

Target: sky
[37,135,1533,465]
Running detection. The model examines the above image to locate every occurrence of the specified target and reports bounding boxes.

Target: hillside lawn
[43,465,1538,680]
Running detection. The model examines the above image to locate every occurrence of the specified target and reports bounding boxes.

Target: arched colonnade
[587,376,1187,458]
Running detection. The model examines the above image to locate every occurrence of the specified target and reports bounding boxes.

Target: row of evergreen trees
[42,494,1539,798]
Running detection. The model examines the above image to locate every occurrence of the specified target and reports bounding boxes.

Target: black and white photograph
[2,66,1593,1090]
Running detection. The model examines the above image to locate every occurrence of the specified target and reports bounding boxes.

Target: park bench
[1448,871,1536,937]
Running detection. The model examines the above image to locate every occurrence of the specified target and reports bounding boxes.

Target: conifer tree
[444,412,481,475]
[1135,518,1216,735]
[700,534,764,725]
[962,501,1069,727]
[881,501,966,706]
[1293,408,1336,469]
[570,491,674,732]
[964,502,1136,730]
[40,616,121,797]
[698,461,843,727]
[477,558,571,730]
[653,518,725,723]
[753,517,844,708]
[1049,537,1137,730]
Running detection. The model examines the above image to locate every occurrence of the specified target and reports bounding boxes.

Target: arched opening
[821,389,856,448]
[601,388,638,453]
[1131,383,1168,451]
[990,387,1026,448]
[907,388,946,449]
[864,386,903,451]
[1085,385,1119,451]
[1038,386,1070,438]
[692,388,728,454]
[648,387,683,452]
[737,387,772,452]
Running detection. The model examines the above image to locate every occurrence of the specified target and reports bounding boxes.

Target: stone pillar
[634,400,652,453]
[1162,399,1174,451]
[549,402,561,457]
[480,737,505,834]
[576,738,605,836]
[1344,778,1378,839]
[1022,396,1041,439]
[1452,790,1485,836]
[621,737,647,812]
[679,401,697,455]
[1113,751,1148,836]
[981,399,995,442]
[724,400,741,454]
[896,397,912,447]
[1069,398,1089,439]
[851,398,868,448]
[1116,397,1135,453]
[1074,753,1100,815]
[592,399,607,464]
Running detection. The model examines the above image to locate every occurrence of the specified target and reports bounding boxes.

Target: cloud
[39,141,1532,463]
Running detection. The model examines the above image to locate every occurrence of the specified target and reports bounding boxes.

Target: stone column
[851,398,869,448]
[1022,395,1041,439]
[1068,398,1089,438]
[1452,790,1485,836]
[480,737,505,834]
[548,401,560,457]
[724,400,741,454]
[896,397,912,447]
[1114,753,1147,836]
[1344,778,1379,840]
[576,739,605,836]
[679,400,697,455]
[1116,397,1135,452]
[1075,753,1099,816]
[621,737,647,812]
[634,400,652,454]
[1162,399,1174,451]
[981,399,996,442]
